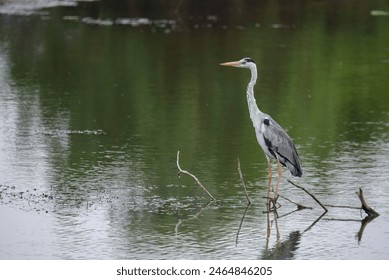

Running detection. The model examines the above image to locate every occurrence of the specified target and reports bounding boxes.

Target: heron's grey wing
[262,116,302,177]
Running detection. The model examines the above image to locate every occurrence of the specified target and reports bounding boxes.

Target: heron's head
[220,57,256,69]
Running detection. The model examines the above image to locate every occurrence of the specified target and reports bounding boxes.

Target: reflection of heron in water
[221,58,302,201]
[262,231,301,260]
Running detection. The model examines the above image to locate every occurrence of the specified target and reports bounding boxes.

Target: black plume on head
[244,58,255,64]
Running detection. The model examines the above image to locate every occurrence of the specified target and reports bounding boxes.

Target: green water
[1,0,389,259]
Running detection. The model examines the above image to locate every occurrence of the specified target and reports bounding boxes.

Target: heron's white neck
[246,65,263,127]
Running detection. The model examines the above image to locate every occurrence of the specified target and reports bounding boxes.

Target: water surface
[1,0,389,259]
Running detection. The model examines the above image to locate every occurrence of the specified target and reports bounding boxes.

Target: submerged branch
[323,204,361,210]
[356,188,379,217]
[176,151,215,201]
[286,181,379,219]
[276,192,312,210]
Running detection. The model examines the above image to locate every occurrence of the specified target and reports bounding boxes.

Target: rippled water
[1,0,389,259]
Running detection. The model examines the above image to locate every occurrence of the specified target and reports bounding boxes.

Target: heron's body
[221,58,302,201]
[256,114,302,177]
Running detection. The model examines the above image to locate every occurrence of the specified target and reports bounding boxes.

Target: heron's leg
[266,157,272,200]
[274,160,282,201]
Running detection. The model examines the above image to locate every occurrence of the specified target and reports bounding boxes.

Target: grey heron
[220,58,302,201]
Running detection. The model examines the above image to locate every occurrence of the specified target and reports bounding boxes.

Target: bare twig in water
[356,188,379,217]
[276,192,312,210]
[287,179,328,213]
[323,204,360,210]
[176,151,215,201]
[237,158,251,205]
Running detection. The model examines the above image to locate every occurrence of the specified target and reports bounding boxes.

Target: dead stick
[356,188,379,217]
[237,158,251,204]
[176,151,215,201]
[323,204,360,210]
[277,192,312,210]
[287,179,328,212]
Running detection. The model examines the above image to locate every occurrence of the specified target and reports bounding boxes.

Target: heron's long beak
[220,61,240,67]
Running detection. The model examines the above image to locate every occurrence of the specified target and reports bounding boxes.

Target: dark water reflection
[1,0,389,259]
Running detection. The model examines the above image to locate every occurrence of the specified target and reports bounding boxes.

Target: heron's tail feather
[277,152,303,177]
[287,161,303,177]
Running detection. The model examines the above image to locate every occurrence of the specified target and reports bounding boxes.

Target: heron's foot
[265,195,279,211]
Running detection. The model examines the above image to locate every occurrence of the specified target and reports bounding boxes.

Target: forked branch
[356,188,379,217]
[176,151,215,201]
[287,179,328,213]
